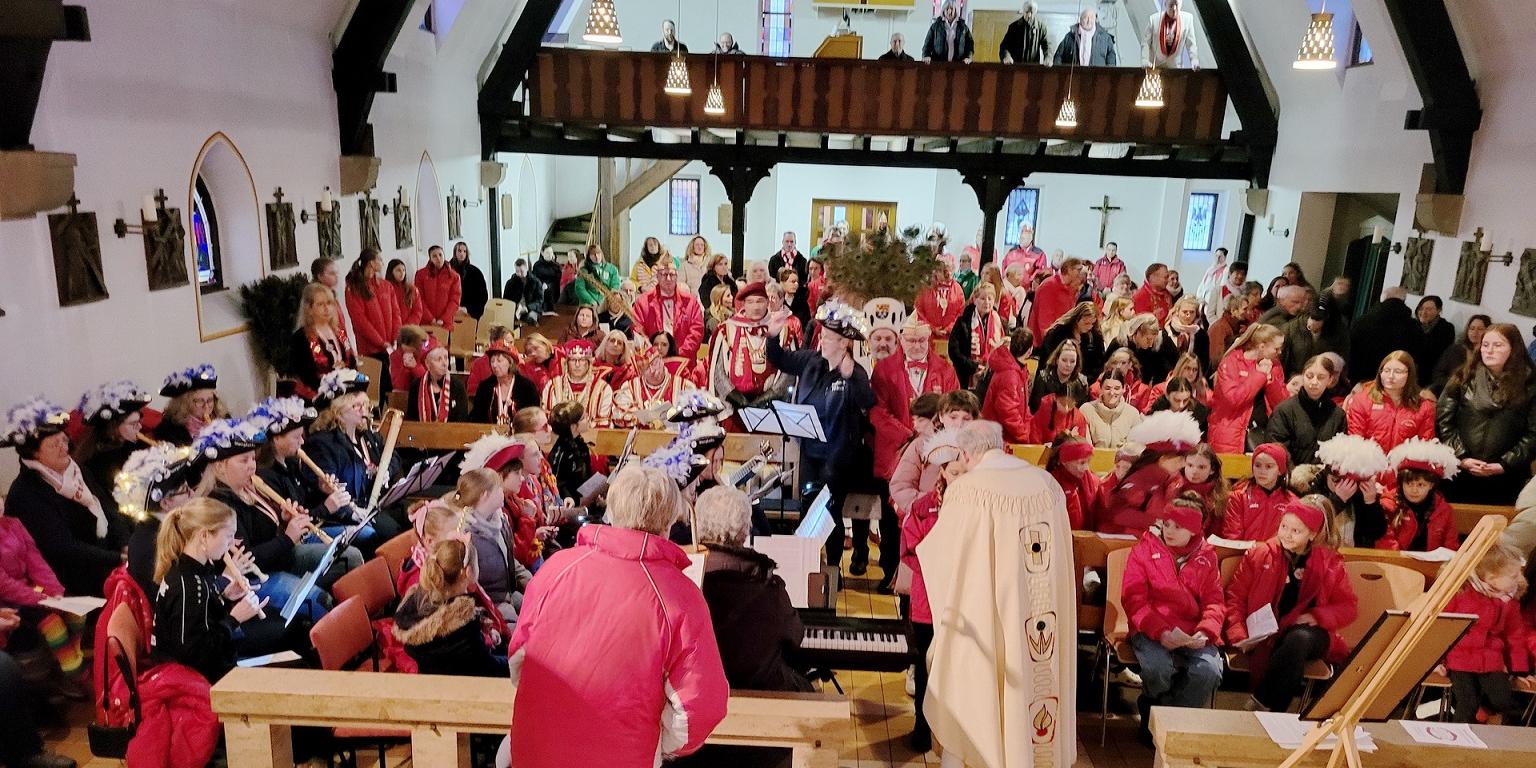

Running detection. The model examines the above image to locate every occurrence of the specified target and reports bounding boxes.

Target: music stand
[281,534,344,626]
[1300,610,1476,723]
[740,401,825,519]
[380,453,453,508]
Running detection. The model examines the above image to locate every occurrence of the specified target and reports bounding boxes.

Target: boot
[1136,695,1154,748]
[13,648,84,701]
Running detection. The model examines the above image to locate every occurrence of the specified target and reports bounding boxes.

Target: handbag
[87,637,139,758]
[892,562,914,595]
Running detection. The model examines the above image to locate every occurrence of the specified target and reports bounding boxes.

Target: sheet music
[281,534,343,625]
[236,650,302,668]
[739,402,827,442]
[1238,604,1279,649]
[380,453,453,508]
[577,473,607,499]
[38,596,106,617]
[1253,712,1376,752]
[794,487,835,543]
[1206,535,1257,550]
[1399,720,1487,749]
[1404,547,1457,562]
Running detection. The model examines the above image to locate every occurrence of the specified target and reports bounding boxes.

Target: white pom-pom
[1314,433,1389,480]
[1127,410,1203,453]
[1386,437,1460,480]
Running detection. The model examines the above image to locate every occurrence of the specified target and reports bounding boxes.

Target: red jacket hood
[577,524,692,569]
[987,343,1022,373]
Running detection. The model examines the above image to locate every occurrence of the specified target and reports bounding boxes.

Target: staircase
[544,213,591,256]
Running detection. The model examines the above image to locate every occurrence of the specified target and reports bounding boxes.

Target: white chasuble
[917,451,1077,768]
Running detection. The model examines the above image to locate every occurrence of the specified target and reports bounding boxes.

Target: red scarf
[1159,13,1181,58]
[417,375,452,423]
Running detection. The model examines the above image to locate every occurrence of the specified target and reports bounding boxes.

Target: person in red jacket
[387,258,425,326]
[632,261,706,359]
[1437,542,1533,723]
[1220,443,1296,541]
[1027,257,1088,342]
[980,328,1035,443]
[1208,323,1288,453]
[1224,497,1358,713]
[1098,411,1202,536]
[1044,436,1102,530]
[1171,443,1228,535]
[344,249,404,383]
[913,263,966,340]
[1344,350,1435,455]
[388,326,432,394]
[1131,262,1174,324]
[899,431,966,754]
[1122,492,1226,744]
[1030,381,1090,444]
[1378,437,1461,552]
[413,245,462,328]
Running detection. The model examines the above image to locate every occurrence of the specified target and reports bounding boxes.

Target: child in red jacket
[1224,496,1358,713]
[1045,435,1102,530]
[899,433,966,755]
[1030,381,1090,444]
[1377,438,1461,552]
[1220,443,1297,541]
[1098,411,1203,536]
[1172,443,1229,536]
[1437,541,1533,724]
[1122,492,1226,744]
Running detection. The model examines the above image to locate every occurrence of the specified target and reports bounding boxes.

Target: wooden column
[707,161,774,274]
[596,156,616,259]
[961,171,1027,268]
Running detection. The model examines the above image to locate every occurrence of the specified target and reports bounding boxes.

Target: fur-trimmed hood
[392,592,477,646]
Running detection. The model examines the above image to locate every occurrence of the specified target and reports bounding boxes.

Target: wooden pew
[1009,444,1251,480]
[1452,502,1517,536]
[395,422,790,465]
[212,667,850,768]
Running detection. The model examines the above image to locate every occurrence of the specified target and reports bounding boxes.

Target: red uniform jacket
[414,263,462,327]
[914,280,966,339]
[1224,540,1357,678]
[390,281,424,326]
[1132,283,1174,324]
[1209,351,1288,453]
[901,491,942,624]
[633,288,706,359]
[1050,464,1103,531]
[1031,397,1090,444]
[980,345,1033,444]
[1027,274,1079,342]
[1444,585,1530,674]
[1343,389,1436,454]
[870,350,960,478]
[388,346,428,394]
[346,278,403,357]
[1220,480,1297,541]
[1098,463,1174,536]
[1122,532,1225,641]
[1376,489,1459,552]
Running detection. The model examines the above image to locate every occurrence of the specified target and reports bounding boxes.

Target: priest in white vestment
[917,420,1077,768]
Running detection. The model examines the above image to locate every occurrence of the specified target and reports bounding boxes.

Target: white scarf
[1077,23,1095,64]
[23,458,108,538]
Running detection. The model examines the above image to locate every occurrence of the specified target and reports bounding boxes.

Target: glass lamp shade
[704,81,726,115]
[1135,68,1164,108]
[664,56,692,95]
[583,0,623,45]
[1054,96,1078,128]
[1294,12,1338,70]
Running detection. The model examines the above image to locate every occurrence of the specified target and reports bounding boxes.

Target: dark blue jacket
[303,427,402,503]
[766,337,875,471]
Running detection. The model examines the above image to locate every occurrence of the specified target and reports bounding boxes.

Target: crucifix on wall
[1089,195,1121,248]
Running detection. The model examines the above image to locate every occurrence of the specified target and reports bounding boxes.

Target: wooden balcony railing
[529,48,1229,145]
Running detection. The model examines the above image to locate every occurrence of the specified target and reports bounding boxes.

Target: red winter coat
[1132,283,1174,324]
[126,662,220,768]
[901,491,942,624]
[1444,584,1530,674]
[1122,531,1225,641]
[346,278,403,357]
[980,345,1033,444]
[414,263,462,327]
[1209,350,1288,453]
[1027,274,1079,342]
[870,350,960,478]
[1220,480,1297,541]
[1098,463,1174,536]
[1224,540,1357,678]
[633,288,706,359]
[389,281,424,326]
[1050,464,1103,531]
[1031,396,1090,444]
[1377,489,1459,552]
[914,280,966,340]
[1343,388,1436,454]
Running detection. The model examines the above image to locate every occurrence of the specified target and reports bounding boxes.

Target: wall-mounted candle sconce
[113,189,167,238]
[299,187,336,224]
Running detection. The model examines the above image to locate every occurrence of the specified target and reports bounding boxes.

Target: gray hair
[956,420,1005,458]
[1277,284,1308,302]
[606,466,684,535]
[1118,312,1164,348]
[695,486,752,547]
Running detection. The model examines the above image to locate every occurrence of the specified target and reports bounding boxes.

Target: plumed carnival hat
[245,397,318,437]
[1387,437,1460,481]
[922,432,962,467]
[113,442,194,522]
[81,380,152,425]
[1126,411,1203,456]
[190,418,267,466]
[462,433,527,474]
[0,397,71,449]
[735,281,769,304]
[666,390,727,426]
[1115,442,1145,462]
[1282,500,1327,534]
[160,364,218,398]
[1314,433,1389,482]
[560,339,596,361]
[485,339,519,360]
[643,428,710,489]
[315,368,370,409]
[685,423,728,456]
[815,299,873,342]
[925,221,949,244]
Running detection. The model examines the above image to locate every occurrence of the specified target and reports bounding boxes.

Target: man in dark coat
[1053,7,1118,65]
[1000,2,1050,64]
[922,1,974,63]
[1413,295,1457,386]
[1349,286,1421,385]
[531,246,563,316]
[768,231,808,285]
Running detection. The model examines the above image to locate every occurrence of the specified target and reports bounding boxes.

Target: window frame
[1182,192,1219,253]
[668,177,701,236]
[192,175,226,295]
[1348,20,1374,68]
[759,0,792,57]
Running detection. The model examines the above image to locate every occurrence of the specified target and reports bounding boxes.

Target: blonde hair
[162,390,228,429]
[1167,295,1201,326]
[1476,541,1528,596]
[454,467,502,512]
[311,390,369,432]
[1101,296,1135,339]
[1227,322,1282,357]
[972,282,997,303]
[300,282,341,332]
[606,466,685,535]
[154,497,236,583]
[522,332,555,359]
[1117,312,1163,349]
[415,538,478,606]
[695,486,752,546]
[1295,493,1341,549]
[411,499,464,549]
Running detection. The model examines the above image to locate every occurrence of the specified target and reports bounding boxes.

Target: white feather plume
[1386,437,1460,480]
[1127,410,1203,452]
[461,433,521,472]
[1314,433,1388,479]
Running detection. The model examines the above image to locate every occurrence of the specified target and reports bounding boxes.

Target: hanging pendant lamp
[1055,95,1079,128]
[1135,67,1164,108]
[665,55,692,95]
[704,81,726,115]
[1294,9,1337,69]
[583,0,623,45]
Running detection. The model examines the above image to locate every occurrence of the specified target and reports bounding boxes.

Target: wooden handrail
[1010,443,1252,479]
[212,667,850,767]
[395,422,793,466]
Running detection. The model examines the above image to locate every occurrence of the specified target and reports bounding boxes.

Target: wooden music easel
[1278,515,1509,768]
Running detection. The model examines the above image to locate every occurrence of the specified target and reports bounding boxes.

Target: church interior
[4,0,1536,766]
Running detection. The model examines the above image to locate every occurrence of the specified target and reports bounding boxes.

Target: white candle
[1371,225,1384,244]
[1481,231,1493,253]
[141,195,158,221]
[321,187,334,212]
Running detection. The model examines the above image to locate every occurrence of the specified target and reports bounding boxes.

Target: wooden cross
[152,188,168,212]
[66,193,81,216]
[1089,195,1121,248]
[272,187,285,205]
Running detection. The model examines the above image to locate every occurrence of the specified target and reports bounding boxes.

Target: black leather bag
[87,637,139,758]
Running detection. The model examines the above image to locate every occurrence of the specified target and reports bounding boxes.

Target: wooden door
[971,10,1015,63]
[810,200,898,247]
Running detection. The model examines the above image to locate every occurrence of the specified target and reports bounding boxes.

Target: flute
[296,448,343,495]
[252,476,334,544]
[136,434,158,446]
[222,553,267,619]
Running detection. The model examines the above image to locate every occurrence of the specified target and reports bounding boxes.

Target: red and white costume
[541,340,615,427]
[613,357,691,429]
[914,280,966,340]
[633,286,706,359]
[869,349,961,479]
[708,313,778,403]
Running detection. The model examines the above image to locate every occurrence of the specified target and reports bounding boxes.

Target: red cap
[735,281,768,303]
[1283,501,1326,534]
[561,339,596,360]
[485,339,518,359]
[484,443,526,472]
[1057,440,1094,463]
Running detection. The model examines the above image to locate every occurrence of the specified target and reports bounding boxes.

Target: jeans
[0,650,44,765]
[254,570,329,622]
[1449,670,1519,722]
[1129,633,1224,707]
[1253,625,1329,712]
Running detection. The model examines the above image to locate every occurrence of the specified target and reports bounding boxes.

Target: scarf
[1159,12,1182,58]
[945,18,960,61]
[970,309,1002,360]
[1076,23,1094,64]
[418,375,452,423]
[23,459,108,538]
[1166,316,1200,352]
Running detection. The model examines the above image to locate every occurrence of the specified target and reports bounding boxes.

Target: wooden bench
[212,667,850,768]
[1452,502,1517,536]
[394,422,794,466]
[1009,443,1251,480]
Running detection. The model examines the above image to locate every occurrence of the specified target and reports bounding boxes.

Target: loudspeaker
[1241,188,1269,217]
[338,155,380,195]
[717,204,732,233]
[0,150,77,221]
[500,193,514,230]
[1412,193,1463,235]
[480,161,508,188]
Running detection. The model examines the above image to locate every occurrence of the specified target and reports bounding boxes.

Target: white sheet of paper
[1167,627,1196,647]
[1098,532,1139,541]
[793,486,836,543]
[1253,712,1377,752]
[682,549,708,588]
[1405,547,1457,563]
[236,650,303,668]
[1206,535,1257,550]
[37,596,106,617]
[751,534,823,608]
[576,472,607,499]
[1245,604,1279,644]
[1399,720,1487,749]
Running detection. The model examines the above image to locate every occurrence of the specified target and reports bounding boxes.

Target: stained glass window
[669,178,700,236]
[191,176,224,293]
[1003,187,1040,247]
[1183,192,1219,252]
[761,0,791,57]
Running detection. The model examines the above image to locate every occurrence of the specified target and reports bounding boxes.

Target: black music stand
[739,401,824,525]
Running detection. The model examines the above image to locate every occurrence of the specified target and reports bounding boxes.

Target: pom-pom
[643,425,708,487]
[191,418,267,463]
[1314,433,1388,481]
[1386,437,1459,481]
[666,390,726,424]
[1127,410,1202,455]
[161,364,218,396]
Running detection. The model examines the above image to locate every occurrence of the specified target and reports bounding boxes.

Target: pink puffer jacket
[509,525,728,767]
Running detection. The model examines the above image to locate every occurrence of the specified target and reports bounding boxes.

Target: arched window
[191,175,225,293]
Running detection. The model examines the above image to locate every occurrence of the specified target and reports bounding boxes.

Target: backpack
[90,567,153,757]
